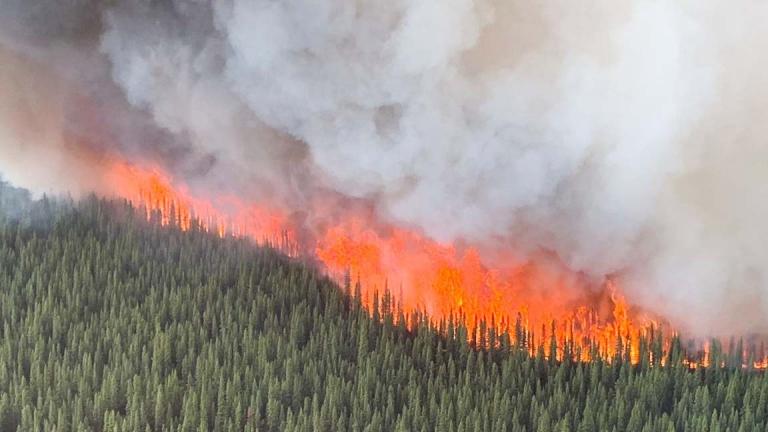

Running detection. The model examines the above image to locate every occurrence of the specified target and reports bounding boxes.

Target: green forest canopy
[0,183,766,431]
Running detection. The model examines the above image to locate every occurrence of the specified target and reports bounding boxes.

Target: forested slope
[0,188,766,431]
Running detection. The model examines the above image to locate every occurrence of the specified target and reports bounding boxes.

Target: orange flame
[106,161,295,248]
[103,158,765,368]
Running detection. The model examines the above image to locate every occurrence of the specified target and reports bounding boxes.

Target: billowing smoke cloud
[1,0,767,336]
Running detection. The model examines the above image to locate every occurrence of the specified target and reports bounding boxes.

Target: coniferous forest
[1,184,768,432]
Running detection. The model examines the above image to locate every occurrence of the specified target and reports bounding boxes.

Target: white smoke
[2,0,768,335]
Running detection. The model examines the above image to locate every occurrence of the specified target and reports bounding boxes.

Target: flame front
[104,159,766,368]
[106,162,296,248]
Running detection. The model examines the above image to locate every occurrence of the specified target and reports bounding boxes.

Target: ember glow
[103,157,768,368]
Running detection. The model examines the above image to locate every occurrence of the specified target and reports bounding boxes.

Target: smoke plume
[1,0,767,336]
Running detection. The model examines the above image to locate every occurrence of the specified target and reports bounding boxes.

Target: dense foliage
[0,186,766,431]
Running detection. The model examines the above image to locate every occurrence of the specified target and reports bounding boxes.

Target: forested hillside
[0,186,767,431]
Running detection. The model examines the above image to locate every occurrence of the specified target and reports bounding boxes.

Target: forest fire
[105,159,768,369]
[6,2,768,429]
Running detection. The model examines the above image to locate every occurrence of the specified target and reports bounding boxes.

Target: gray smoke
[1,0,767,336]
